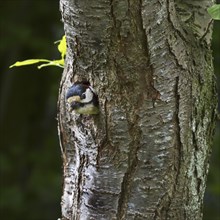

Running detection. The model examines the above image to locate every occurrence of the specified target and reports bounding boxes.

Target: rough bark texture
[58,0,217,219]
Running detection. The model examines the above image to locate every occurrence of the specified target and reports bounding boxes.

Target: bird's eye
[81,93,86,99]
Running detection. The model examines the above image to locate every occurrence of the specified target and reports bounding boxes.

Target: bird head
[66,82,99,115]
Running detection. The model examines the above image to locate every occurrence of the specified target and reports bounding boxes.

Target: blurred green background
[0,1,219,219]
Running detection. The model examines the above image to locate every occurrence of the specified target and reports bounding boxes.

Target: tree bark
[58,0,217,219]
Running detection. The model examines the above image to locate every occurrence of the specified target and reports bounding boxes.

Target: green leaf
[208,4,220,20]
[9,59,51,68]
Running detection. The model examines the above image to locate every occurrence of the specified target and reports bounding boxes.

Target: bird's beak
[67,96,81,103]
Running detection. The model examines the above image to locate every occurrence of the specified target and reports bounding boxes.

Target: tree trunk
[58,0,217,219]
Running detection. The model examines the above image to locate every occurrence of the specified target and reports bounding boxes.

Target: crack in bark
[173,76,182,187]
[58,64,69,161]
[110,0,117,28]
[76,154,86,219]
[153,192,171,220]
[166,38,188,71]
[153,76,182,219]
[166,0,188,43]
[139,0,161,103]
[115,71,144,219]
[116,134,140,220]
[199,19,213,42]
[95,98,109,167]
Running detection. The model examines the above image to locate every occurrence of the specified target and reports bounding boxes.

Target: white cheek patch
[80,88,93,103]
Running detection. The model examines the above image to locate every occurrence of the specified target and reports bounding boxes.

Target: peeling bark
[58,0,217,219]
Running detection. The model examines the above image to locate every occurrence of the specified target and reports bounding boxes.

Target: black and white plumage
[66,82,99,115]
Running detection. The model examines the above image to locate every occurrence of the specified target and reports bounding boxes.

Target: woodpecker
[66,82,99,115]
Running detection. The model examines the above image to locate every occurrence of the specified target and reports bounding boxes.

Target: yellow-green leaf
[56,35,66,59]
[9,59,51,68]
[10,35,66,70]
[208,4,220,20]
[38,60,64,69]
